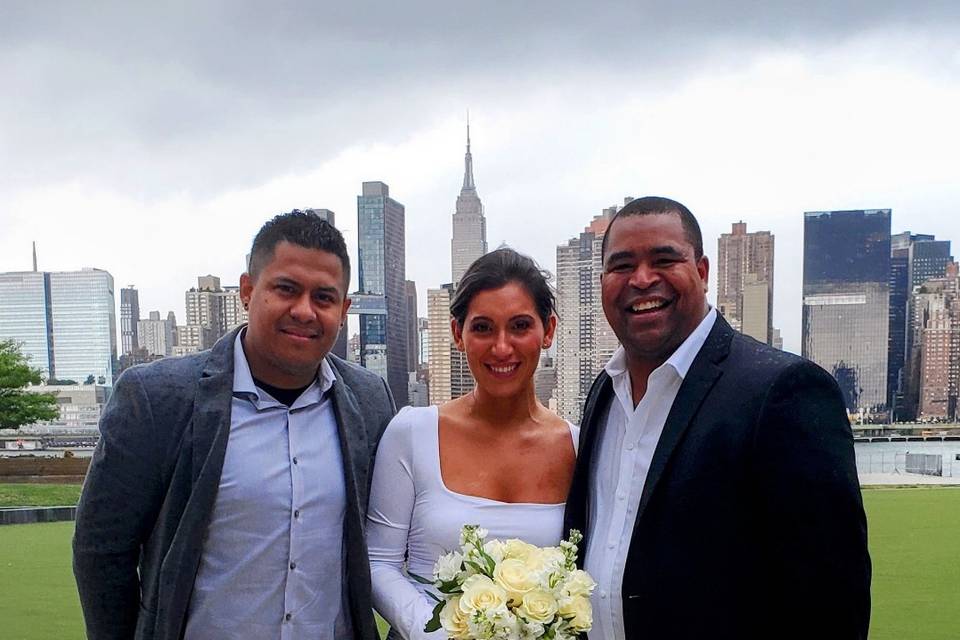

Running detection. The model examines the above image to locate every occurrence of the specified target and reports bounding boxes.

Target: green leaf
[407,570,435,585]
[424,600,444,633]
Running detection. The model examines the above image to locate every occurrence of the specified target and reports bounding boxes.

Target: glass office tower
[802,209,891,419]
[356,181,409,406]
[0,271,54,376]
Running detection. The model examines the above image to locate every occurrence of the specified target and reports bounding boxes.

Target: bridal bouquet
[417,525,595,640]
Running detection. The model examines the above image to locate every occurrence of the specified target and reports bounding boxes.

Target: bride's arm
[366,411,440,640]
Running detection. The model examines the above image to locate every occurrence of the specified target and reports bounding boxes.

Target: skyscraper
[120,287,141,355]
[0,267,117,386]
[912,262,960,420]
[451,120,488,285]
[405,280,419,373]
[716,222,775,344]
[355,181,409,406]
[555,203,623,423]
[891,232,953,419]
[802,209,891,419]
[428,122,489,404]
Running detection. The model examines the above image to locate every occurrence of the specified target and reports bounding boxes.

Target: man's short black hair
[248,210,351,290]
[601,196,704,261]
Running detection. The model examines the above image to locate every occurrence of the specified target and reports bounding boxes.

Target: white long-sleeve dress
[366,405,578,640]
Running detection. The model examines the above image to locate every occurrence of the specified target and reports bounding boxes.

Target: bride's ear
[541,314,557,350]
[450,317,465,351]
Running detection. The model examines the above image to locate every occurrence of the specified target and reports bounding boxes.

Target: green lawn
[0,485,957,639]
[0,483,82,508]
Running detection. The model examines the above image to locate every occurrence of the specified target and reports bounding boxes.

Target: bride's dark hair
[450,248,557,328]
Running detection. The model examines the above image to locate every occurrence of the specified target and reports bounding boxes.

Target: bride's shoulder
[382,405,438,438]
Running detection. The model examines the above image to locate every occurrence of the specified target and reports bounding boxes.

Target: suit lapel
[632,316,734,529]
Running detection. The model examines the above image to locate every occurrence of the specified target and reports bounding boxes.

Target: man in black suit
[564,196,870,639]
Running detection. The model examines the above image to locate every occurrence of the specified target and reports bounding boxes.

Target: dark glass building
[802,209,891,419]
[355,181,408,406]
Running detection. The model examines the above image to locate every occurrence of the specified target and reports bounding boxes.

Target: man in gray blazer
[74,211,396,640]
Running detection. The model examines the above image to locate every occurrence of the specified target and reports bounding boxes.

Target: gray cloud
[3,1,958,197]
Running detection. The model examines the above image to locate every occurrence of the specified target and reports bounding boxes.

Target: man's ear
[339,297,352,326]
[697,255,710,293]
[240,272,254,307]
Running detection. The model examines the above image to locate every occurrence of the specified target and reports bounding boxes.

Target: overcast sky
[2,1,959,353]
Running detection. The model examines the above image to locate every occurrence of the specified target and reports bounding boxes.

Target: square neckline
[428,404,577,507]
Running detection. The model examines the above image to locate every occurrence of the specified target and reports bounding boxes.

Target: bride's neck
[466,382,542,427]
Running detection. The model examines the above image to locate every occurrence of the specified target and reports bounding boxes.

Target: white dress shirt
[584,308,717,640]
[185,332,348,640]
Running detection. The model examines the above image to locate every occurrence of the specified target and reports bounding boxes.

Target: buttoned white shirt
[584,308,717,640]
[185,332,348,640]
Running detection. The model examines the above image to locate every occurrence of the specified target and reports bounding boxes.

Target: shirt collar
[604,307,718,382]
[232,330,335,405]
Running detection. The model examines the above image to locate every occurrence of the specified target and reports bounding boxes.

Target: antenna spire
[32,241,37,272]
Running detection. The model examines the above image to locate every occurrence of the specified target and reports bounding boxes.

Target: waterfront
[855,440,960,478]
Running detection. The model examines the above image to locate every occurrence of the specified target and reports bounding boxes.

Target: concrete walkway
[860,472,960,486]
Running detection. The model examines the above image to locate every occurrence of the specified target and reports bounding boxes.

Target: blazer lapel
[632,316,734,529]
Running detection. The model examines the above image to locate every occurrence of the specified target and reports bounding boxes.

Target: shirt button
[294,509,300,518]
[607,542,615,549]
[292,457,299,465]
[626,443,635,451]
[617,493,626,501]
[600,591,607,599]
[284,612,292,621]
[289,562,297,570]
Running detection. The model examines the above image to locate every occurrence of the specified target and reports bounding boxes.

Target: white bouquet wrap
[414,524,595,640]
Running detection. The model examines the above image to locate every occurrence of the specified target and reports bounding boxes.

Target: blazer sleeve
[752,360,871,638]
[73,367,167,640]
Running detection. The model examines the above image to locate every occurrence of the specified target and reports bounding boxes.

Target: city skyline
[2,4,958,356]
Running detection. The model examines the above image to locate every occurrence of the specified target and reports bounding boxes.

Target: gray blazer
[73,326,396,640]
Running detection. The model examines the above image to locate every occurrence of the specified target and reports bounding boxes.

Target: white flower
[483,538,506,564]
[563,569,597,598]
[440,595,471,639]
[519,589,559,624]
[494,558,538,604]
[459,574,509,614]
[433,551,464,582]
[558,594,593,632]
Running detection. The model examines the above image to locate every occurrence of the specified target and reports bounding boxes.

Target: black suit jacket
[73,327,396,640]
[565,315,871,639]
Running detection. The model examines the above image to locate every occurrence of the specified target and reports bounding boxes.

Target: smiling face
[239,241,351,388]
[452,281,557,398]
[601,212,709,369]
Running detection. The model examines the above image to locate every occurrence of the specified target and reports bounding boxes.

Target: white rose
[538,547,565,572]
[519,590,559,624]
[440,596,471,639]
[559,594,593,631]
[502,539,540,564]
[563,569,597,598]
[459,574,509,614]
[433,551,464,582]
[494,558,538,604]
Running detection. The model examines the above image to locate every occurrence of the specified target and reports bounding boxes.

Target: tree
[0,340,60,430]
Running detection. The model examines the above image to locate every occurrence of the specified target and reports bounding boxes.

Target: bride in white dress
[367,249,578,640]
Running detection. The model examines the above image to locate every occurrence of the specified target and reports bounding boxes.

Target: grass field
[0,483,82,508]
[1,485,957,639]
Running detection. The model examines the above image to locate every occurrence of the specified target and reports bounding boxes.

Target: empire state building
[451,122,487,284]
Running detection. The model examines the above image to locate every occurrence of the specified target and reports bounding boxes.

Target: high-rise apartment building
[0,267,117,386]
[451,122,488,285]
[354,181,409,406]
[912,262,960,421]
[890,232,953,419]
[427,285,454,405]
[138,310,176,357]
[555,203,623,423]
[716,222,775,344]
[802,209,891,419]
[120,287,141,355]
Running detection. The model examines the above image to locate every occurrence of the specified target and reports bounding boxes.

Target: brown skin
[601,212,710,405]
[440,282,574,504]
[239,241,351,388]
